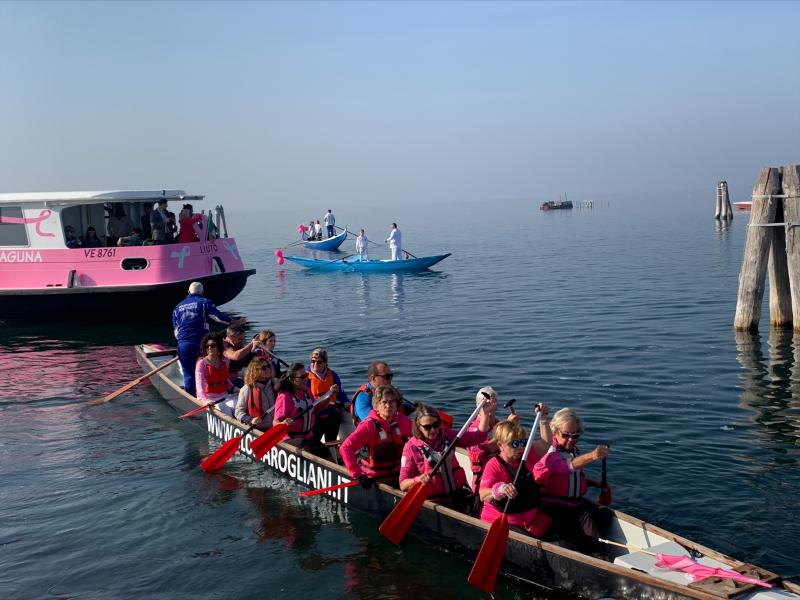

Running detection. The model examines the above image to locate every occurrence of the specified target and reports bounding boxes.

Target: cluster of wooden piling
[734,165,800,331]
[716,181,733,220]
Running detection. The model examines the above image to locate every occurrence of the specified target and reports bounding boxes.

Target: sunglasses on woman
[509,438,527,449]
[560,432,581,440]
[206,343,218,349]
[419,421,441,431]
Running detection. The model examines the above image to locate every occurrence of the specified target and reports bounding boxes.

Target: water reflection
[390,274,404,310]
[355,274,370,310]
[276,269,286,297]
[734,329,800,461]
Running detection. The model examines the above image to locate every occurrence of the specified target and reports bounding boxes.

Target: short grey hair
[188,281,203,295]
[549,407,584,436]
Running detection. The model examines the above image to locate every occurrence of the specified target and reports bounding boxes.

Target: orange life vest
[308,368,335,399]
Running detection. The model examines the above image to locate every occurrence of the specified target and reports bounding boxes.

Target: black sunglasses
[419,421,441,431]
[560,432,581,440]
[377,372,394,381]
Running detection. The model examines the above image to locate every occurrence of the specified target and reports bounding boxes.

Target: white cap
[189,281,203,295]
[476,386,497,404]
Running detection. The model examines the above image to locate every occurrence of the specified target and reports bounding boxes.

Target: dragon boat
[134,344,799,600]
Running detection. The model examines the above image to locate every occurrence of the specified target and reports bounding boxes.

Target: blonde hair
[244,358,271,387]
[492,421,527,445]
[256,330,275,343]
[549,407,584,436]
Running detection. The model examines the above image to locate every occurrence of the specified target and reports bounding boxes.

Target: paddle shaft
[263,348,291,368]
[306,253,357,271]
[598,538,656,556]
[92,356,179,405]
[427,397,489,477]
[179,395,227,419]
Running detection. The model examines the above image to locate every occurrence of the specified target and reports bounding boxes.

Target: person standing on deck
[323,209,336,238]
[386,223,402,260]
[355,228,369,260]
[173,281,244,396]
[150,199,169,244]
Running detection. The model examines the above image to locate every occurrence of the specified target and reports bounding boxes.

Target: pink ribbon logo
[0,209,54,237]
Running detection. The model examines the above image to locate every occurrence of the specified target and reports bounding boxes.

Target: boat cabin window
[121,258,149,271]
[0,206,30,247]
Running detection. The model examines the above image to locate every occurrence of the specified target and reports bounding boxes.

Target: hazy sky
[1,1,798,208]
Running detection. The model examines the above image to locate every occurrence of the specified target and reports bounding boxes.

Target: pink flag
[655,554,771,588]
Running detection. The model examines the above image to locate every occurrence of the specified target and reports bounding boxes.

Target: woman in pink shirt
[399,403,492,512]
[479,421,547,535]
[533,407,611,558]
[340,384,412,489]
[273,362,331,458]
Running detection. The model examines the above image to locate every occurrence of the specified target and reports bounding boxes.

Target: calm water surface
[1,193,799,599]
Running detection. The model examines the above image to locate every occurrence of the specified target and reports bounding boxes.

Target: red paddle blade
[378,481,430,545]
[299,479,360,498]
[199,435,243,473]
[438,410,454,428]
[179,404,210,419]
[251,423,289,460]
[468,514,509,593]
[599,486,612,506]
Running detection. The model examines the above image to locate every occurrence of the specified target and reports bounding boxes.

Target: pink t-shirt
[479,451,540,528]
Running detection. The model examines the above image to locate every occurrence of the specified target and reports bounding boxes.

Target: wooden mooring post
[733,165,800,331]
[716,181,733,220]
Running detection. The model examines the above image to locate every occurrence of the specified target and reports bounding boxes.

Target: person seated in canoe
[478,420,548,535]
[340,384,412,489]
[306,347,348,446]
[253,329,283,378]
[234,358,276,431]
[351,361,416,424]
[223,325,258,388]
[399,403,492,512]
[467,388,550,514]
[532,407,611,559]
[195,332,233,414]
[273,362,332,459]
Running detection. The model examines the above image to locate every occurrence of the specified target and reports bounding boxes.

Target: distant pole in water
[733,166,800,331]
[716,181,733,220]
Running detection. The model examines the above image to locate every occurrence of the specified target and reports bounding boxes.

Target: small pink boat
[0,190,255,318]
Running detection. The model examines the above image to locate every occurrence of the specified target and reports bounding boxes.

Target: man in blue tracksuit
[172,281,242,396]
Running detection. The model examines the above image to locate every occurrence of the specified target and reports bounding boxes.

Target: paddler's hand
[592,445,610,461]
[252,416,262,425]
[416,473,432,485]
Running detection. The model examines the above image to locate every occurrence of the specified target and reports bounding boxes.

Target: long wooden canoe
[135,344,799,600]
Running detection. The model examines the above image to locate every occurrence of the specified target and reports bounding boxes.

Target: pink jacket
[479,451,540,528]
[340,410,412,479]
[533,443,587,499]
[399,428,487,499]
[274,390,317,441]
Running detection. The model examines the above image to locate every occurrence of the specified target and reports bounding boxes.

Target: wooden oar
[199,405,277,473]
[89,356,178,405]
[379,397,489,545]
[305,253,357,272]
[598,456,612,506]
[598,538,655,555]
[251,392,334,460]
[298,479,361,498]
[468,411,541,593]
[178,396,228,419]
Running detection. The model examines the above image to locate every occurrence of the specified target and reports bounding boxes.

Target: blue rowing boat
[285,253,451,272]
[303,228,348,251]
